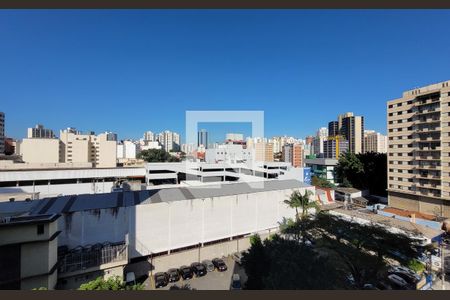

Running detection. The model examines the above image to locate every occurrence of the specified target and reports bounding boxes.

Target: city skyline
[2,10,450,140]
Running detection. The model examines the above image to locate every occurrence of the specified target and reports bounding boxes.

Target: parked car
[179,265,194,280]
[167,268,181,283]
[154,272,169,288]
[125,272,136,286]
[362,283,379,290]
[387,274,409,290]
[190,262,207,277]
[202,260,215,272]
[231,274,242,290]
[376,281,393,290]
[232,252,244,265]
[389,267,421,282]
[212,258,228,272]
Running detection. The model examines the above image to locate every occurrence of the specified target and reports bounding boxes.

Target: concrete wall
[56,186,313,259]
[19,139,60,164]
[151,233,268,273]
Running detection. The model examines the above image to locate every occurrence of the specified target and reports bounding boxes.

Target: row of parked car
[154,258,228,288]
[362,265,422,290]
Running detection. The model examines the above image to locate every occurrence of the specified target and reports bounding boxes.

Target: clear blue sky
[1,9,450,142]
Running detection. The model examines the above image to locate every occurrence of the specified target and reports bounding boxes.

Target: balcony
[415,108,441,116]
[413,118,440,125]
[414,147,441,152]
[413,174,441,180]
[414,127,441,133]
[414,99,440,107]
[58,241,127,275]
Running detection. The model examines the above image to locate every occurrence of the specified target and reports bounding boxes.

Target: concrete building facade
[324,137,349,159]
[387,80,450,217]
[282,143,303,167]
[205,144,253,164]
[0,214,60,290]
[340,113,364,154]
[364,130,388,153]
[254,142,274,162]
[59,129,117,168]
[27,125,55,139]
[18,138,61,164]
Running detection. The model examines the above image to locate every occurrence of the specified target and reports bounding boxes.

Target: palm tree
[284,190,320,221]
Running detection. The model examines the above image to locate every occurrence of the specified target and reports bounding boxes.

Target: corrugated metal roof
[27,179,309,215]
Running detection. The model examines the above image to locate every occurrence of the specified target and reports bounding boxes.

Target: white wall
[56,186,313,259]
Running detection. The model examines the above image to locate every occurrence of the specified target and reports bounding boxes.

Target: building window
[37,224,44,235]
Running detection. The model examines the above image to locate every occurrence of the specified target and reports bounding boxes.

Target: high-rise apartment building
[59,129,117,168]
[340,113,364,154]
[254,142,274,162]
[158,130,180,152]
[0,112,5,154]
[282,143,303,167]
[143,131,155,142]
[313,127,328,156]
[198,129,208,149]
[27,124,55,139]
[328,121,339,137]
[324,136,349,159]
[387,80,450,217]
[364,130,387,153]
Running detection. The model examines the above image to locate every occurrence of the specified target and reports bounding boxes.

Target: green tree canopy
[335,152,387,196]
[78,276,144,290]
[243,211,423,289]
[311,176,335,188]
[137,149,180,163]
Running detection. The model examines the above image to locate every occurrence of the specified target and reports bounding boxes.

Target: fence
[58,242,127,274]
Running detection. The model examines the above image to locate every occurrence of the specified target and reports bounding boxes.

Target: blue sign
[303,168,311,185]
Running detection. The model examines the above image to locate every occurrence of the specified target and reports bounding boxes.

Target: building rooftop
[0,214,60,227]
[15,179,311,216]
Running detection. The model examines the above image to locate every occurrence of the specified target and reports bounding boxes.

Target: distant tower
[198,129,208,149]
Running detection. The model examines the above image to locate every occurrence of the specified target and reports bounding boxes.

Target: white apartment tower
[364,130,387,153]
[313,127,328,156]
[158,130,180,152]
[143,131,155,142]
[387,80,450,217]
[27,124,55,139]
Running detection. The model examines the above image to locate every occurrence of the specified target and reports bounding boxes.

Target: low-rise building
[305,157,339,184]
[0,214,60,290]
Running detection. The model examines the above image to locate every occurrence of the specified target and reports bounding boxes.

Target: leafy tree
[311,176,335,188]
[169,283,196,290]
[284,190,319,221]
[244,211,422,289]
[137,149,180,163]
[335,152,387,196]
[78,276,144,290]
[407,259,425,274]
[242,234,347,289]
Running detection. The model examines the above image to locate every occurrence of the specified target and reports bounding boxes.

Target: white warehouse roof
[25,179,311,215]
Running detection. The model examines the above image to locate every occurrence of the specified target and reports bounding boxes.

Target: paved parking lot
[150,256,247,290]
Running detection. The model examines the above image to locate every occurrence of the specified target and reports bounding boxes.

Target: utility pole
[441,240,445,290]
